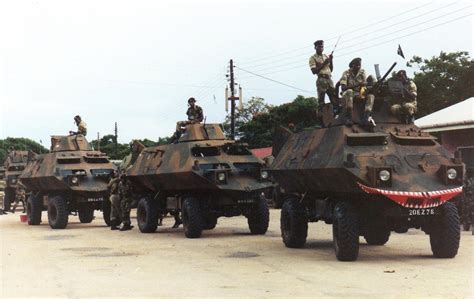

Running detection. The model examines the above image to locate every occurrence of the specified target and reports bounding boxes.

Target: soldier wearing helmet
[390,70,418,124]
[172,97,204,141]
[69,115,87,136]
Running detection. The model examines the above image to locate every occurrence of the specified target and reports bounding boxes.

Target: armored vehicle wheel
[429,202,460,258]
[182,197,203,238]
[48,196,69,229]
[203,215,218,230]
[3,188,15,212]
[78,208,94,223]
[364,227,390,245]
[248,195,269,235]
[281,196,308,248]
[137,197,158,233]
[27,194,42,225]
[102,199,112,226]
[333,201,359,261]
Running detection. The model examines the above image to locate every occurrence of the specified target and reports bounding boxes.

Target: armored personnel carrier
[20,135,116,229]
[126,123,273,238]
[3,151,28,211]
[0,166,5,180]
[269,66,464,261]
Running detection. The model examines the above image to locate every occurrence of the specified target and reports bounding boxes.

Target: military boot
[405,114,415,124]
[119,223,133,231]
[110,225,119,230]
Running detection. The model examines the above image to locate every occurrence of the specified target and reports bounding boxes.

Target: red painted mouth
[357,182,463,208]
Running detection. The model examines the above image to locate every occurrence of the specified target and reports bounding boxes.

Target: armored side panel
[127,123,272,199]
[4,151,29,189]
[50,135,92,152]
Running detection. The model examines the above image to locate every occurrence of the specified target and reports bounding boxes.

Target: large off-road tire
[429,202,460,258]
[3,188,15,212]
[203,215,218,230]
[182,197,203,238]
[78,208,94,223]
[281,196,308,248]
[102,199,112,226]
[27,194,42,225]
[333,201,359,261]
[364,227,390,245]
[248,195,270,235]
[47,196,69,229]
[137,197,159,233]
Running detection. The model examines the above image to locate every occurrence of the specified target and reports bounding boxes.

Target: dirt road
[1,210,472,298]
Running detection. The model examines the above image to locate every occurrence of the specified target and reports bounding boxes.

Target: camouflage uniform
[118,177,133,227]
[390,80,417,117]
[339,69,375,112]
[309,53,334,106]
[12,187,26,213]
[77,121,87,136]
[176,105,204,131]
[107,177,121,225]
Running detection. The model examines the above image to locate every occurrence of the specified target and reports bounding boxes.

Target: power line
[237,12,473,78]
[238,1,436,66]
[235,66,312,94]
[242,1,460,70]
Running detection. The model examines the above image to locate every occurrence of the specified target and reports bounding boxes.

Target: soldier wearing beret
[390,70,417,124]
[339,57,375,126]
[309,40,341,116]
[69,115,87,136]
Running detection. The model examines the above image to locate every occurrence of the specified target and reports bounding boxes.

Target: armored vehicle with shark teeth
[126,123,273,238]
[19,135,116,229]
[269,65,464,261]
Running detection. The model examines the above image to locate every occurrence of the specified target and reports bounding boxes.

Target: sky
[0,0,472,147]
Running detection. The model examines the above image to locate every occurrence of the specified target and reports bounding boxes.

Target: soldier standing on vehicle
[309,40,341,116]
[11,185,26,214]
[69,115,87,136]
[107,170,121,230]
[339,57,376,127]
[390,70,417,124]
[118,173,133,231]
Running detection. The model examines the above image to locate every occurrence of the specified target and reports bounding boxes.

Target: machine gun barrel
[379,62,397,83]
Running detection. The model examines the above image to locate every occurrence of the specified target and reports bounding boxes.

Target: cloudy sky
[0,0,472,146]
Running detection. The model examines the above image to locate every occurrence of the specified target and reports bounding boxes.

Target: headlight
[71,176,79,184]
[379,170,391,182]
[217,172,226,182]
[11,178,17,184]
[447,168,457,180]
[260,170,269,180]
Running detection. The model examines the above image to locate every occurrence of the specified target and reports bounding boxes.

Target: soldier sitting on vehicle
[171,97,204,142]
[339,57,376,127]
[389,70,418,124]
[69,115,87,136]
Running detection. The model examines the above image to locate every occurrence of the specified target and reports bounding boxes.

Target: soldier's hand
[328,54,333,61]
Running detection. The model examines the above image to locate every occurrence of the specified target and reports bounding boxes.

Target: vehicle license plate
[408,208,435,216]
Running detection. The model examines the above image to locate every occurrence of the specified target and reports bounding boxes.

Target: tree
[0,138,49,163]
[407,51,474,117]
[224,95,319,148]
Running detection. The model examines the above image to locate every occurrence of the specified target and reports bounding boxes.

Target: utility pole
[229,59,236,140]
[114,122,118,149]
[97,132,100,151]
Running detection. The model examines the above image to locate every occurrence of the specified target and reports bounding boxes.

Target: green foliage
[90,135,169,160]
[224,95,319,148]
[407,51,474,117]
[0,138,49,163]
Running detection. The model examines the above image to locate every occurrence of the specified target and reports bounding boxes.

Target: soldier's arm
[340,72,349,91]
[403,81,417,100]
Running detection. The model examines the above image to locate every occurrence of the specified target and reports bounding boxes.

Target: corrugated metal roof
[415,97,474,131]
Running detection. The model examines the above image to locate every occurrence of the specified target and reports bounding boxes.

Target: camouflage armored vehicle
[269,66,464,261]
[19,135,116,229]
[0,166,5,180]
[126,123,273,238]
[3,151,28,211]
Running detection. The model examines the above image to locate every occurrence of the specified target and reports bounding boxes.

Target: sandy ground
[0,209,473,298]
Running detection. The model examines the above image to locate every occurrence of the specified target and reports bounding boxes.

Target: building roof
[250,147,272,158]
[415,97,474,132]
